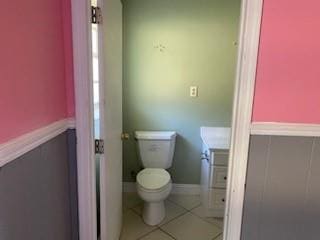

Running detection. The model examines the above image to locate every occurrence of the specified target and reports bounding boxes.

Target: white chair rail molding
[0,118,75,167]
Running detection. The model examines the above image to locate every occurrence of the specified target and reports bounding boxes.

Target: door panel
[99,0,123,239]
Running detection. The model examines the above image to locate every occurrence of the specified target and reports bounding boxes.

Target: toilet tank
[135,131,177,169]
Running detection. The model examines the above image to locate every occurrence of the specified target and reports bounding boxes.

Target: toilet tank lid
[135,131,177,140]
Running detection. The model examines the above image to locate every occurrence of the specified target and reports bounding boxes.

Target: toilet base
[142,201,165,226]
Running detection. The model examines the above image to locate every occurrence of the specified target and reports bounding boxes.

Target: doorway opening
[74,0,264,239]
[119,1,241,239]
[92,0,243,239]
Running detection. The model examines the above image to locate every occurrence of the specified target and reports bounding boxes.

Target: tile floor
[121,192,224,240]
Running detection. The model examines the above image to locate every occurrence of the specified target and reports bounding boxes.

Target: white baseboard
[123,182,201,195]
[0,118,76,167]
[251,122,320,137]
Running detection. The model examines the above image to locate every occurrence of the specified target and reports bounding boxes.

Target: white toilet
[135,131,177,226]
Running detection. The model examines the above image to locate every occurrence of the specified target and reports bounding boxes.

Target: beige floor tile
[139,229,174,240]
[160,212,221,240]
[191,205,224,228]
[132,200,187,226]
[213,233,223,240]
[131,203,143,216]
[123,192,142,210]
[120,210,156,240]
[167,194,201,210]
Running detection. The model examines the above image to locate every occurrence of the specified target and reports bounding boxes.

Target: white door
[98,0,123,239]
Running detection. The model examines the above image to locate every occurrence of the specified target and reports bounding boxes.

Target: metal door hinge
[91,6,102,24]
[121,133,130,141]
[95,139,104,154]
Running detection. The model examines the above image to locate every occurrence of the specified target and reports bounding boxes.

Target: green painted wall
[123,0,241,184]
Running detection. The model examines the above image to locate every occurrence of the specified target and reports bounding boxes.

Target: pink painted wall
[0,0,75,144]
[252,0,320,123]
[62,0,75,118]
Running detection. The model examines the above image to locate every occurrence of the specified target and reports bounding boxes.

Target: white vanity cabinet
[200,127,230,218]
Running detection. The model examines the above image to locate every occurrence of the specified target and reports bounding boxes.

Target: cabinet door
[212,151,229,166]
[208,189,226,217]
[211,166,228,188]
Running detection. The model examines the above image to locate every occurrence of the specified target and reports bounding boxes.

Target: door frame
[223,1,263,239]
[71,0,97,240]
[71,0,263,240]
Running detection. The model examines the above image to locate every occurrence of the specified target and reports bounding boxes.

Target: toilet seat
[137,168,171,192]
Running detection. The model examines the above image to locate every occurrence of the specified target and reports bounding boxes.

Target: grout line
[158,228,177,240]
[166,197,201,212]
[158,211,188,228]
[130,202,143,209]
[188,203,201,211]
[129,203,142,215]
[212,232,223,240]
[188,210,224,230]
[128,202,187,235]
[130,208,143,218]
[126,199,187,228]
[158,209,223,240]
[166,197,224,235]
[166,198,183,207]
[136,227,160,240]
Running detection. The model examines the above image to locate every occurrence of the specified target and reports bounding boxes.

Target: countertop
[200,127,231,151]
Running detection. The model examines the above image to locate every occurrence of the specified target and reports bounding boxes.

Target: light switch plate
[190,86,198,97]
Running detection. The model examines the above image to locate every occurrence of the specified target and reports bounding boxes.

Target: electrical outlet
[190,86,198,97]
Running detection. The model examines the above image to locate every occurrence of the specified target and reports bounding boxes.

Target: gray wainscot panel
[242,135,320,240]
[0,131,78,240]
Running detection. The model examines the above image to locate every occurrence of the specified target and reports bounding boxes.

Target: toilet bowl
[137,168,172,225]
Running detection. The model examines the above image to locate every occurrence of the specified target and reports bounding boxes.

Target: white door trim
[71,0,263,240]
[251,122,320,137]
[71,0,97,240]
[223,0,263,239]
